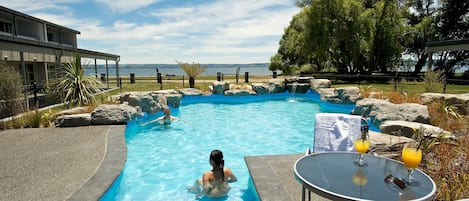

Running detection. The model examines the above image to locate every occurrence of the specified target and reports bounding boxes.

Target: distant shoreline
[84,63,277,77]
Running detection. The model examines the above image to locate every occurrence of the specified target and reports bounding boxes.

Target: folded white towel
[313,113,361,152]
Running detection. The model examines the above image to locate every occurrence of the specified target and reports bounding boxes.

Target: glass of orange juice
[401,142,422,184]
[354,131,370,166]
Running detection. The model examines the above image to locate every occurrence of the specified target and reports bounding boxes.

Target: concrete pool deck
[0,126,408,201]
[0,125,311,201]
[0,125,126,201]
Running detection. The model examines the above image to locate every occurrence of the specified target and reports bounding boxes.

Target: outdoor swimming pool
[100,92,355,201]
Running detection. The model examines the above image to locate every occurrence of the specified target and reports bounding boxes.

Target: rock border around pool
[54,78,467,143]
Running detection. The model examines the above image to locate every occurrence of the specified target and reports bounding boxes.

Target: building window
[27,64,34,81]
[47,32,53,41]
[0,21,12,33]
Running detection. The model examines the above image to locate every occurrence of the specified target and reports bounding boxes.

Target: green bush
[299,64,318,74]
[25,110,43,128]
[423,70,444,93]
[0,61,25,118]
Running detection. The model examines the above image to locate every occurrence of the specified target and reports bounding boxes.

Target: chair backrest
[313,113,365,153]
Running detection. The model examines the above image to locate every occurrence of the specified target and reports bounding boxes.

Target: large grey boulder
[212,81,230,95]
[352,98,430,128]
[229,84,253,90]
[54,113,91,127]
[420,93,469,115]
[318,87,362,104]
[108,95,121,103]
[55,107,89,117]
[310,79,331,93]
[154,89,183,107]
[285,76,313,84]
[251,83,269,95]
[286,83,310,94]
[153,89,180,95]
[380,120,453,138]
[224,90,254,96]
[268,80,286,93]
[297,76,314,83]
[177,88,206,96]
[165,94,183,108]
[91,104,140,125]
[120,92,164,114]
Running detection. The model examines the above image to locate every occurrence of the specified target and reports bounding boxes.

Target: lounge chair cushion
[313,113,361,152]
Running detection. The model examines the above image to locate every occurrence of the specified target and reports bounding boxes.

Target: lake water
[84,63,276,77]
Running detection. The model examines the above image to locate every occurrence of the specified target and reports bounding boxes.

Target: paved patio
[0,125,126,201]
[0,126,409,201]
[245,154,331,201]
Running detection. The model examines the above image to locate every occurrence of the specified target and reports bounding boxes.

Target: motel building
[0,5,120,92]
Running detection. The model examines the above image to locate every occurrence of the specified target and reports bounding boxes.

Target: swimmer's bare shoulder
[224,168,237,183]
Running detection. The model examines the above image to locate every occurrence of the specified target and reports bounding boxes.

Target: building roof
[425,38,469,52]
[0,5,80,34]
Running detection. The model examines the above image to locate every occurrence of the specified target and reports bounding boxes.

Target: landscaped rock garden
[54,77,468,153]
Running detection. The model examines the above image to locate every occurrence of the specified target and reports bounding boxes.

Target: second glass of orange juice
[401,142,422,184]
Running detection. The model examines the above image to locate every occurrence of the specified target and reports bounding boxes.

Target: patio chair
[302,113,369,201]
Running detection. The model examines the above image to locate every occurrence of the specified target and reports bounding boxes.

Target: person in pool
[155,107,179,125]
[188,150,238,199]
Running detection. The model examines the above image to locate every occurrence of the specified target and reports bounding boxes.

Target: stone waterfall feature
[285,77,313,94]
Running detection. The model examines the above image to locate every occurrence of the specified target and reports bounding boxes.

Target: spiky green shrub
[51,55,103,107]
[24,109,43,128]
[0,61,25,118]
[423,70,444,93]
[176,61,206,88]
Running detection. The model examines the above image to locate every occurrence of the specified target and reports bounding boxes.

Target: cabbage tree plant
[55,55,103,106]
[176,61,206,88]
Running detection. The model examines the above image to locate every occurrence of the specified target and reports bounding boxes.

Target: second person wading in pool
[188,150,238,199]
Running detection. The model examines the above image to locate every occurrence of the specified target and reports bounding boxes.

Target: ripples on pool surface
[101,92,355,201]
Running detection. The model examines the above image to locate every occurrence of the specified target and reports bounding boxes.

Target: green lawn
[333,81,469,95]
[108,77,469,96]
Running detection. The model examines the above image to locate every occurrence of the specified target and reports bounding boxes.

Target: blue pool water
[101,93,355,201]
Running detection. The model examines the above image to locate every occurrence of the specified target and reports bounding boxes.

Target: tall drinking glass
[354,123,370,166]
[354,137,370,166]
[401,142,422,185]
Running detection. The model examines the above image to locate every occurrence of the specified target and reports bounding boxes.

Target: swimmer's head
[210,150,224,168]
[210,150,225,180]
[163,107,171,115]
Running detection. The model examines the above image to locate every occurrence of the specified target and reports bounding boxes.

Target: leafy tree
[176,61,206,88]
[275,0,468,77]
[301,0,376,73]
[277,9,309,69]
[401,0,438,74]
[433,0,469,76]
[0,61,25,118]
[52,55,103,107]
[268,53,284,73]
[370,0,404,73]
[295,0,312,7]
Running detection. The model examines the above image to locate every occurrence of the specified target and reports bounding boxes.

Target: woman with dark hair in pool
[188,150,238,199]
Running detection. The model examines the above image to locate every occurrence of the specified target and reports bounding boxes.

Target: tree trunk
[189,77,195,88]
[413,54,428,75]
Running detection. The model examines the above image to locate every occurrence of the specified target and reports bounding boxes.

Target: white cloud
[2,0,300,63]
[93,0,162,13]
[1,0,81,13]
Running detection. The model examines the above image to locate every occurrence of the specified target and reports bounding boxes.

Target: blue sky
[3,1,300,64]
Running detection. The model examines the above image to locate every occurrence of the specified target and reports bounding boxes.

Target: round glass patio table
[294,152,436,201]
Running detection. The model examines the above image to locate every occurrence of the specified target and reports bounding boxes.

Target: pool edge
[67,125,127,201]
[245,153,304,201]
